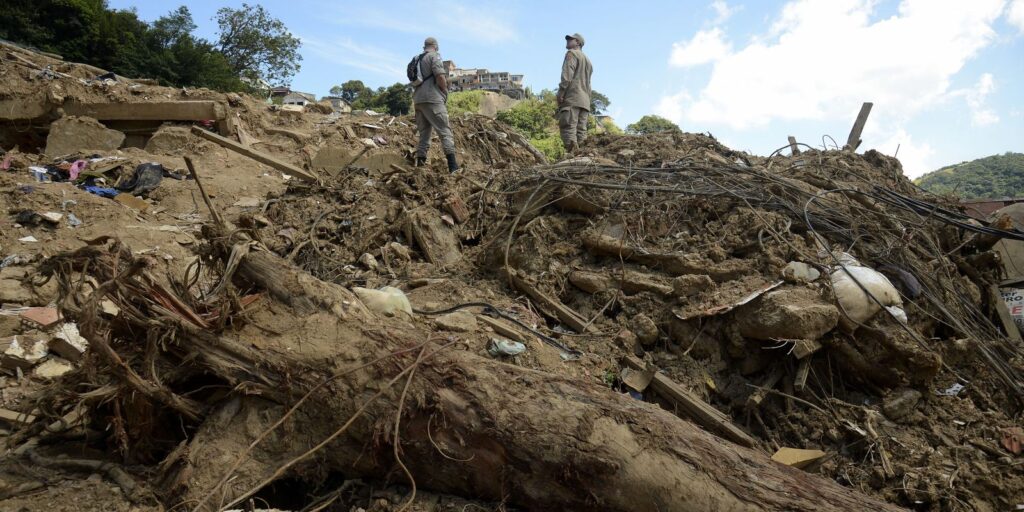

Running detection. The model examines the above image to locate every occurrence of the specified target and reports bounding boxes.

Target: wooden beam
[792,339,822,359]
[787,136,800,156]
[477,315,528,342]
[65,101,226,122]
[746,365,786,409]
[844,102,873,151]
[190,126,318,183]
[624,355,756,448]
[0,407,37,425]
[794,359,811,393]
[507,269,596,334]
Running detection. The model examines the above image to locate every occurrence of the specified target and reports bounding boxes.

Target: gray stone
[630,314,659,346]
[882,388,922,421]
[45,116,124,157]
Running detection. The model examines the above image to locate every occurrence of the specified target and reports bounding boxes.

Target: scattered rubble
[0,41,1022,512]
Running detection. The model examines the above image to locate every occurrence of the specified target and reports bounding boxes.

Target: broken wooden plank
[794,359,810,393]
[844,102,873,151]
[746,364,786,409]
[190,126,318,183]
[406,209,463,268]
[343,126,358,139]
[787,136,800,155]
[792,339,822,359]
[444,195,470,224]
[507,269,596,334]
[477,315,528,343]
[623,355,756,448]
[65,101,226,122]
[0,407,36,425]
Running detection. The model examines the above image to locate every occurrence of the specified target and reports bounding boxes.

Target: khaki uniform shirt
[557,49,592,110]
[413,51,447,104]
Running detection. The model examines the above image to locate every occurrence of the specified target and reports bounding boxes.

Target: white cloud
[669,28,732,67]
[711,0,740,24]
[877,127,936,178]
[1009,0,1024,32]
[655,90,692,126]
[660,0,1006,130]
[301,36,406,80]
[966,73,999,126]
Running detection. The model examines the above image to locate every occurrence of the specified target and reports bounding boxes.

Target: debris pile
[1,42,1023,511]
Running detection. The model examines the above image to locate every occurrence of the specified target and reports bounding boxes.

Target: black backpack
[406,52,434,86]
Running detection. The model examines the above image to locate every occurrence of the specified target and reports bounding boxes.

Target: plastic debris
[67,213,82,227]
[937,383,966,396]
[487,337,526,357]
[352,286,413,317]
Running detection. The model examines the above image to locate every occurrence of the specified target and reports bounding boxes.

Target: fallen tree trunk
[46,238,902,512]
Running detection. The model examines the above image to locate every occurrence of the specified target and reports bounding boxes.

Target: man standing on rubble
[411,37,459,172]
[556,33,593,155]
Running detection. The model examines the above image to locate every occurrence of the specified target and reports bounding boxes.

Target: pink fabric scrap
[69,160,87,180]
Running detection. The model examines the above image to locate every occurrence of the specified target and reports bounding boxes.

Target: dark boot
[567,141,579,156]
[414,156,427,167]
[445,153,459,173]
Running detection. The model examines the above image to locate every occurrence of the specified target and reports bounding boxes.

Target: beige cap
[565,33,585,47]
[424,37,439,48]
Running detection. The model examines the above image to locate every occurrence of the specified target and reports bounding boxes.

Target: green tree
[215,3,301,85]
[447,90,486,116]
[591,90,610,114]
[369,83,412,116]
[916,152,1024,199]
[332,80,374,105]
[626,115,681,135]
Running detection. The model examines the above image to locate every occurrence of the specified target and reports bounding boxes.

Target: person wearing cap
[413,37,459,172]
[556,33,593,155]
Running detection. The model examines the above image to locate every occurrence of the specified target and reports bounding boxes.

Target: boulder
[737,287,839,341]
[45,116,124,157]
[630,313,659,346]
[882,388,922,421]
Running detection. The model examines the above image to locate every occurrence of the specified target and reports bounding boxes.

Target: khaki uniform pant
[415,103,456,157]
[558,106,589,147]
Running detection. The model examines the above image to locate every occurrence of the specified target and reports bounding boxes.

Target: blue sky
[109,0,1024,177]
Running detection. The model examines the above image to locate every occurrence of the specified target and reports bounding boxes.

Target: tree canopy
[915,152,1024,199]
[0,0,302,92]
[626,115,681,135]
[214,3,302,86]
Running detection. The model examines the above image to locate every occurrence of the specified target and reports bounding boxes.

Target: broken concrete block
[1,334,48,370]
[771,447,826,469]
[144,126,192,155]
[48,323,87,362]
[737,287,838,341]
[358,253,380,272]
[34,357,73,379]
[882,388,922,421]
[0,278,35,304]
[20,307,61,330]
[39,212,63,224]
[44,116,125,157]
[434,311,478,333]
[630,314,659,346]
[672,274,715,298]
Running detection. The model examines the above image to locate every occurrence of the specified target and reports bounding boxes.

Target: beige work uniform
[413,51,456,157]
[557,48,593,147]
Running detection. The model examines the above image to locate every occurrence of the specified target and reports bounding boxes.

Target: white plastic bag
[830,265,902,331]
[353,286,413,317]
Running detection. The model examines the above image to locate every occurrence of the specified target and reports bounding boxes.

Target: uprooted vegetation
[1,43,1024,512]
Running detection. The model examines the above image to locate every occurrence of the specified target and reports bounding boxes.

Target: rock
[737,287,839,341]
[358,253,380,271]
[45,116,125,157]
[782,261,821,283]
[0,278,35,304]
[145,126,192,155]
[630,314,659,346]
[882,388,922,421]
[48,323,87,361]
[0,334,48,370]
[672,274,715,298]
[434,311,478,333]
[33,358,73,379]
